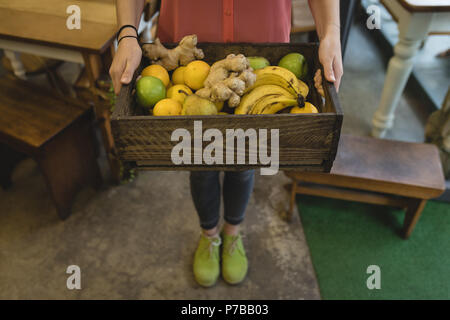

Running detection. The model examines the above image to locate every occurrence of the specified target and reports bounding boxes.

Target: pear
[182,94,218,116]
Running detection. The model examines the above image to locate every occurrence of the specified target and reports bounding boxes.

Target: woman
[110,0,343,287]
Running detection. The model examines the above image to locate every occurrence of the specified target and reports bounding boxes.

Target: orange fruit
[167,84,193,104]
[184,60,210,90]
[172,66,187,85]
[153,98,182,116]
[290,102,319,114]
[141,65,170,87]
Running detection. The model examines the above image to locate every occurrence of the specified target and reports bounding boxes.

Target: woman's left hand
[314,28,343,96]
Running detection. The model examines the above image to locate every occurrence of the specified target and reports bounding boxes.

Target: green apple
[136,76,166,108]
[247,56,270,70]
[278,53,308,80]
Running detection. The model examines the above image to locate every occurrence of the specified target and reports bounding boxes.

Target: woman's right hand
[109,37,142,95]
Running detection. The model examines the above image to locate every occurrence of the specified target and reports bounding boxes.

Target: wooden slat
[137,158,324,166]
[136,164,328,172]
[294,182,410,208]
[112,114,337,164]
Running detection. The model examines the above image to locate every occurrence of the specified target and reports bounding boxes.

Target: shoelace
[204,236,221,259]
[226,235,244,255]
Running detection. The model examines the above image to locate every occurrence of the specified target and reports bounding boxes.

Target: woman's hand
[314,28,343,96]
[109,37,142,95]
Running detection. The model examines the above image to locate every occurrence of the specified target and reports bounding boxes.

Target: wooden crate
[111,43,343,172]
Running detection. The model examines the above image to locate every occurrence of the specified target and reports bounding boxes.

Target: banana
[249,94,284,115]
[262,99,298,114]
[235,84,296,115]
[297,79,309,98]
[241,93,284,115]
[250,95,298,115]
[250,66,304,97]
[261,101,295,115]
[236,66,310,114]
[248,74,297,97]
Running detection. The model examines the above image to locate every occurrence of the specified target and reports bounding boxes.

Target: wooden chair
[1,53,72,96]
[285,134,446,239]
[0,76,102,220]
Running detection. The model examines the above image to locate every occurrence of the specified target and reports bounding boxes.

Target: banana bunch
[235,66,309,115]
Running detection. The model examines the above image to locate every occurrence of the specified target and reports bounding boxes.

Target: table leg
[288,181,298,221]
[403,198,427,239]
[37,113,102,220]
[371,12,433,138]
[4,50,26,79]
[82,52,121,183]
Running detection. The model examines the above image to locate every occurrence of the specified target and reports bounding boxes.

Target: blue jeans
[190,170,255,230]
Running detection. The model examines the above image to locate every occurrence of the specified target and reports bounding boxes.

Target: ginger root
[142,34,204,71]
[196,54,256,108]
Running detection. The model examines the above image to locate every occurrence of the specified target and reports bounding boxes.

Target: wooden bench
[285,134,446,238]
[0,76,102,219]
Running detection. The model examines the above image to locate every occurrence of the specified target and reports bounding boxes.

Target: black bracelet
[117,24,138,41]
[118,35,138,45]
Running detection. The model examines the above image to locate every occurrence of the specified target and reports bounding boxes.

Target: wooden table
[0,0,120,181]
[0,0,116,79]
[286,134,446,239]
[371,0,450,138]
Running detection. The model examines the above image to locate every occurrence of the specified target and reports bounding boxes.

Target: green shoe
[221,233,248,285]
[193,233,221,287]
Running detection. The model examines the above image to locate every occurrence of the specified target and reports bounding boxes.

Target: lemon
[153,98,182,116]
[290,102,319,114]
[184,60,210,90]
[167,84,193,104]
[172,66,186,85]
[141,65,170,87]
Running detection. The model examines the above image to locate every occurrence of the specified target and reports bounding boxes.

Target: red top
[157,0,292,43]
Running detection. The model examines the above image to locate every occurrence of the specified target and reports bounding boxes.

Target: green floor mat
[297,195,450,300]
